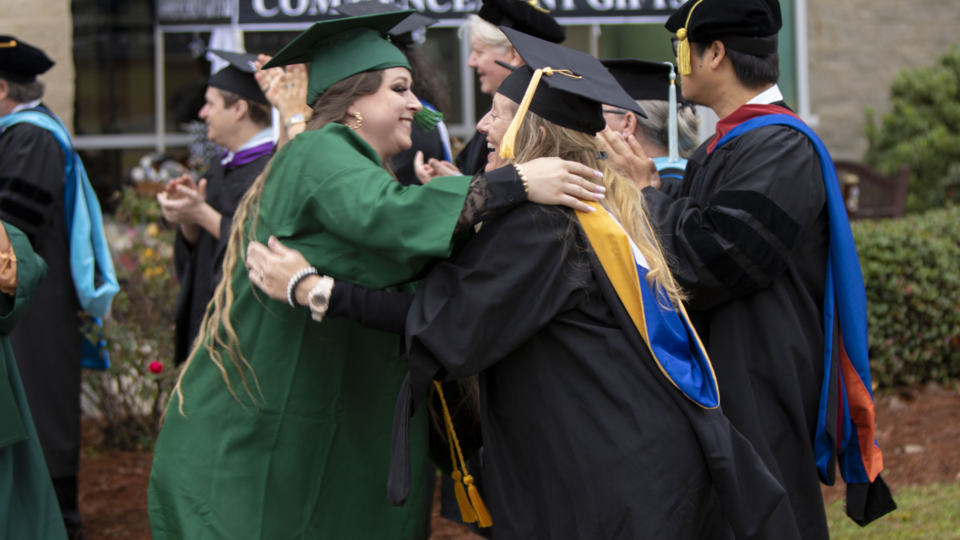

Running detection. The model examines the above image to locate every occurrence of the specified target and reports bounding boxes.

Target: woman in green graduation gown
[148,12,605,540]
[0,220,68,540]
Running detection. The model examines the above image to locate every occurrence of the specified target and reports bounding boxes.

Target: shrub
[864,46,960,214]
[82,187,179,451]
[853,206,960,388]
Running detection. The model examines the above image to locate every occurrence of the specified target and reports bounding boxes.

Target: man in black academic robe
[608,0,895,538]
[0,36,85,539]
[157,50,274,364]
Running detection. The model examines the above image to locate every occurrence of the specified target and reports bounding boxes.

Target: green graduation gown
[149,124,475,539]
[0,222,68,540]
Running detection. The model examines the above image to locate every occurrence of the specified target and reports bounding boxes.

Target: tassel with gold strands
[498,67,582,160]
[433,381,492,527]
[676,0,706,76]
[525,0,551,14]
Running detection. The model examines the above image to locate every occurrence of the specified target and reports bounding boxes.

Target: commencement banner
[159,0,680,27]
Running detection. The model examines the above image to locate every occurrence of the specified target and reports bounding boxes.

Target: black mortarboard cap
[334,1,438,41]
[263,12,413,105]
[0,36,55,84]
[478,0,566,44]
[208,49,270,105]
[495,27,645,158]
[667,0,781,74]
[601,58,690,105]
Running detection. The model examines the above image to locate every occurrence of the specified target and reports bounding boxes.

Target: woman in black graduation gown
[248,30,793,540]
[157,50,274,365]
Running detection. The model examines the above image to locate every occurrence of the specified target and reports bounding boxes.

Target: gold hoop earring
[350,112,362,130]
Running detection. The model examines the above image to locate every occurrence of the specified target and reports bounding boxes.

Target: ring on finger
[260,269,265,282]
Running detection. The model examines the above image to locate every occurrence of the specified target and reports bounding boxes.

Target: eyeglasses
[671,37,680,57]
[602,109,627,116]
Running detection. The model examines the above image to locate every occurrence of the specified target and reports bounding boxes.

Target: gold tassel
[676,0,705,77]
[452,470,477,523]
[434,381,491,527]
[677,29,692,76]
[464,474,493,528]
[525,0,551,13]
[499,67,582,160]
[499,68,545,160]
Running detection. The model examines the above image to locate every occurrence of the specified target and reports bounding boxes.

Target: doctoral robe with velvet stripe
[0,222,68,540]
[391,203,790,539]
[172,154,270,364]
[0,108,83,480]
[148,123,525,540]
[642,123,832,540]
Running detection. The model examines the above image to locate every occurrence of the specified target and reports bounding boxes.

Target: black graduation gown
[0,107,82,479]
[642,125,832,540]
[172,154,270,364]
[391,122,449,187]
[390,204,790,540]
[455,129,489,177]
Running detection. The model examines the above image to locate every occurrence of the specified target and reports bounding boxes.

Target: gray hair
[459,14,510,51]
[634,99,700,158]
[3,78,45,103]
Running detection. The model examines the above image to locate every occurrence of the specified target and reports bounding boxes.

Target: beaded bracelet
[513,163,529,194]
[286,266,319,308]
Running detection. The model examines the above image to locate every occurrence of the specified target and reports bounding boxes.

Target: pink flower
[149,361,164,374]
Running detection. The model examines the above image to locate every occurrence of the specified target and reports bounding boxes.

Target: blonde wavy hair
[171,70,386,415]
[505,102,686,305]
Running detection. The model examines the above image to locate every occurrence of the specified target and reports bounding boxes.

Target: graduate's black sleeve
[327,281,413,335]
[0,124,65,246]
[642,127,825,311]
[406,204,588,400]
[454,130,488,177]
[453,166,526,233]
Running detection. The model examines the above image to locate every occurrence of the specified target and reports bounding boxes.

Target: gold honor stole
[576,201,719,409]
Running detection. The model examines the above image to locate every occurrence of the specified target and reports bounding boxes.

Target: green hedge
[853,205,960,388]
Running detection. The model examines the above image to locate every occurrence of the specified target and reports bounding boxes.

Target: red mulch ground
[78,385,960,540]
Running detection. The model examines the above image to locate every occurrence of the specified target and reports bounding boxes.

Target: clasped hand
[156,174,208,225]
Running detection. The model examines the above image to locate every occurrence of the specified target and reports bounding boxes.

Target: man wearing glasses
[601,0,896,538]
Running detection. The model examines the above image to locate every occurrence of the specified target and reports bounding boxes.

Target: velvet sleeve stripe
[703,208,791,284]
[710,190,802,251]
[0,198,45,228]
[681,217,760,298]
[0,177,55,206]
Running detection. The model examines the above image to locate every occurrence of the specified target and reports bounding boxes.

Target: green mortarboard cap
[333,2,438,40]
[263,12,414,106]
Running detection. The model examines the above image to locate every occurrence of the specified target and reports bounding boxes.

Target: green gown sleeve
[0,222,47,449]
[258,124,475,289]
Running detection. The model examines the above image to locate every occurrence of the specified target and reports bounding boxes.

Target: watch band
[307,276,336,322]
[285,113,306,129]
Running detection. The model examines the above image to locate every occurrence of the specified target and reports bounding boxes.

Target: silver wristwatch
[307,276,335,322]
[285,113,306,129]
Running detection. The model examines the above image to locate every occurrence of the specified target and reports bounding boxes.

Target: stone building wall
[808,0,960,160]
[0,0,74,133]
